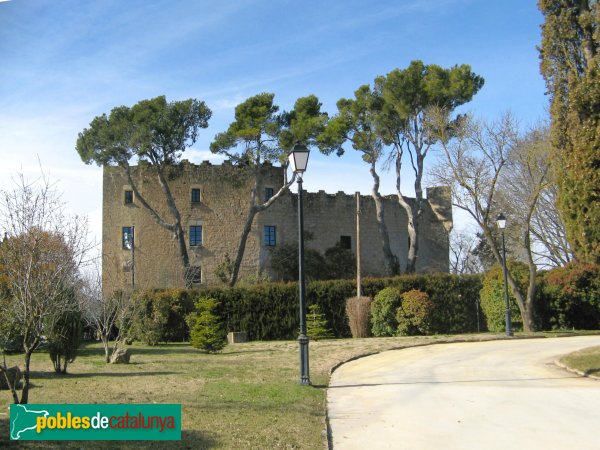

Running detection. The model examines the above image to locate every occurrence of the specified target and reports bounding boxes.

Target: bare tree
[499,126,573,268]
[430,112,541,332]
[0,173,92,403]
[79,259,139,363]
[449,229,483,274]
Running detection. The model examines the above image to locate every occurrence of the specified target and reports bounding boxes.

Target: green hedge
[539,262,600,330]
[127,274,484,341]
[125,264,600,339]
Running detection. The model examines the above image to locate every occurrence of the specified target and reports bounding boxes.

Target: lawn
[559,345,600,377]
[0,332,595,449]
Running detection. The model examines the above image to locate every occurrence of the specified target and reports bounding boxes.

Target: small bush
[188,297,227,353]
[306,304,334,340]
[396,290,434,336]
[47,311,82,374]
[346,296,372,338]
[541,262,600,330]
[130,289,195,344]
[479,262,527,332]
[371,287,403,337]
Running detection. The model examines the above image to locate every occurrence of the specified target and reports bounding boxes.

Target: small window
[264,225,276,246]
[122,226,134,249]
[340,235,351,250]
[189,225,203,247]
[191,188,201,204]
[124,190,133,204]
[264,187,274,202]
[188,266,202,285]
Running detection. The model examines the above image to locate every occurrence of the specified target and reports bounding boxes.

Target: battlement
[102,160,452,290]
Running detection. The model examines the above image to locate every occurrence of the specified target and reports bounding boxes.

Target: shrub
[346,296,372,338]
[188,297,227,353]
[47,311,82,374]
[396,290,434,336]
[306,304,334,340]
[129,290,170,345]
[371,287,403,337]
[479,262,527,332]
[541,262,600,330]
[130,289,195,344]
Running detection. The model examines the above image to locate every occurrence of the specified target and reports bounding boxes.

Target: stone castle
[102,160,452,291]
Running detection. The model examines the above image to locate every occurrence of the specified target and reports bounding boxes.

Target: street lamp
[496,213,512,336]
[289,142,311,385]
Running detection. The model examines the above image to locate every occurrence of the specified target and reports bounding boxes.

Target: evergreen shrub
[371,287,403,337]
[188,297,227,353]
[130,289,195,344]
[307,304,334,340]
[479,262,527,332]
[396,289,433,336]
[47,311,82,374]
[541,262,600,330]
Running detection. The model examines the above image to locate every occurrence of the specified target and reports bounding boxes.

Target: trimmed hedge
[126,274,484,341]
[540,262,600,330]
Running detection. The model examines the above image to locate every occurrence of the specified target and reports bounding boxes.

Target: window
[340,235,352,250]
[264,187,274,202]
[189,225,203,246]
[188,266,202,285]
[122,226,134,249]
[264,225,276,246]
[124,190,133,205]
[191,188,201,204]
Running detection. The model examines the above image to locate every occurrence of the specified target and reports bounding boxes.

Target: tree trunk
[370,163,399,275]
[20,349,33,404]
[228,169,295,287]
[124,163,190,284]
[0,359,21,404]
[101,336,110,363]
[229,206,258,286]
[395,155,417,273]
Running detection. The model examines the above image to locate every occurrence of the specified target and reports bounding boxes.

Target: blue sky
[0,0,548,243]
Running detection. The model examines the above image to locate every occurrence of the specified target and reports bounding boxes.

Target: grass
[559,345,600,377]
[1,331,597,449]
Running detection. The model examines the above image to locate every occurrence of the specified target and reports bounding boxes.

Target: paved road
[328,336,600,450]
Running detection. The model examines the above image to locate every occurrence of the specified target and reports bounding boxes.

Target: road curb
[554,358,600,381]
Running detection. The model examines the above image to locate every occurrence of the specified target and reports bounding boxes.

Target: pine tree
[306,304,334,341]
[189,298,227,353]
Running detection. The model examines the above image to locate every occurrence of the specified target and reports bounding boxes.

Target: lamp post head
[288,142,310,174]
[496,213,507,230]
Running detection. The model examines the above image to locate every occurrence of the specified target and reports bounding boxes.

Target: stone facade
[102,161,452,292]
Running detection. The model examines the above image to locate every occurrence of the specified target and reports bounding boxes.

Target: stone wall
[102,161,452,292]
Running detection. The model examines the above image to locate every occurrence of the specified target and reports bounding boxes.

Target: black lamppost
[496,213,513,337]
[289,143,311,385]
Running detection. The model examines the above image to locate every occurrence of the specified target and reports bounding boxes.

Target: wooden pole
[356,192,362,298]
